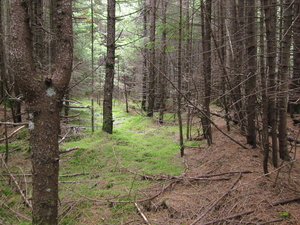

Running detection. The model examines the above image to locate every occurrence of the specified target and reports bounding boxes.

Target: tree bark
[10,0,73,224]
[147,0,156,117]
[264,0,278,167]
[246,0,257,147]
[102,0,116,134]
[202,0,212,145]
[278,0,293,161]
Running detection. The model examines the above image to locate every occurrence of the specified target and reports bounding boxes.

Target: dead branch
[202,209,256,225]
[60,113,82,118]
[58,129,72,144]
[59,173,88,177]
[190,173,242,225]
[0,122,28,126]
[135,203,151,225]
[61,180,177,204]
[59,147,79,154]
[0,154,32,208]
[202,197,300,225]
[0,200,31,221]
[63,105,91,109]
[0,125,26,143]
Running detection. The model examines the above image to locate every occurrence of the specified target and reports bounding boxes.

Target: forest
[0,0,300,224]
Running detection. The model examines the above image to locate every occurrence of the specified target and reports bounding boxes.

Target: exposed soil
[132,115,300,225]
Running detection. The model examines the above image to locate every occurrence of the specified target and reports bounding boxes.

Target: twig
[0,200,31,221]
[59,172,88,177]
[0,154,32,208]
[60,113,82,118]
[135,203,151,225]
[63,105,91,109]
[201,197,300,225]
[190,173,242,225]
[59,129,72,144]
[59,147,79,154]
[61,181,177,204]
[0,122,28,126]
[0,125,26,142]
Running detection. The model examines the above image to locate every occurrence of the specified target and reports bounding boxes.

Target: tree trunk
[264,0,278,167]
[141,0,148,112]
[10,0,73,223]
[158,0,167,124]
[102,0,116,134]
[147,0,156,117]
[202,0,212,145]
[278,0,293,161]
[246,0,257,147]
[178,0,184,156]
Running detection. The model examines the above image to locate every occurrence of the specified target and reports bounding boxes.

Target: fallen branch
[0,154,32,208]
[135,203,151,225]
[63,105,91,109]
[59,172,88,177]
[59,147,79,154]
[0,200,31,221]
[0,125,26,143]
[190,173,242,225]
[0,122,28,126]
[61,180,177,204]
[60,113,82,118]
[201,197,300,225]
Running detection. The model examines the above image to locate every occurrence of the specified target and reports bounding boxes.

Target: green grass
[0,99,204,224]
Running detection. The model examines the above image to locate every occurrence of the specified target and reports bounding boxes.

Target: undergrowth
[0,100,202,224]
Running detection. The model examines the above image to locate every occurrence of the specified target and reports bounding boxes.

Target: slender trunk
[178,0,184,156]
[102,0,116,134]
[147,0,156,117]
[264,0,278,167]
[141,0,148,111]
[202,0,212,145]
[278,0,293,161]
[246,0,257,147]
[158,0,167,123]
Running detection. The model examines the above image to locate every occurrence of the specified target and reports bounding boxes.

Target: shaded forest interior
[1,0,300,224]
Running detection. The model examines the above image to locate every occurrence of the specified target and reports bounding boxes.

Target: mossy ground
[0,100,201,224]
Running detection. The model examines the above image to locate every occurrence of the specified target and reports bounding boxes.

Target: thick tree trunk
[102,0,116,134]
[10,0,73,223]
[29,97,62,224]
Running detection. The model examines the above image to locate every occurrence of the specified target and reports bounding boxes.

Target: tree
[245,0,257,147]
[178,0,184,156]
[202,0,212,145]
[147,0,156,117]
[102,0,116,134]
[278,0,293,161]
[10,0,73,223]
[264,0,278,167]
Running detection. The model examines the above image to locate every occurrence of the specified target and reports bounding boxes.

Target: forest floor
[132,115,300,225]
[0,104,300,224]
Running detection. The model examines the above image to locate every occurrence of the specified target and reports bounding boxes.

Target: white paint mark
[46,88,56,97]
[29,113,34,119]
[46,188,51,192]
[28,121,35,130]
